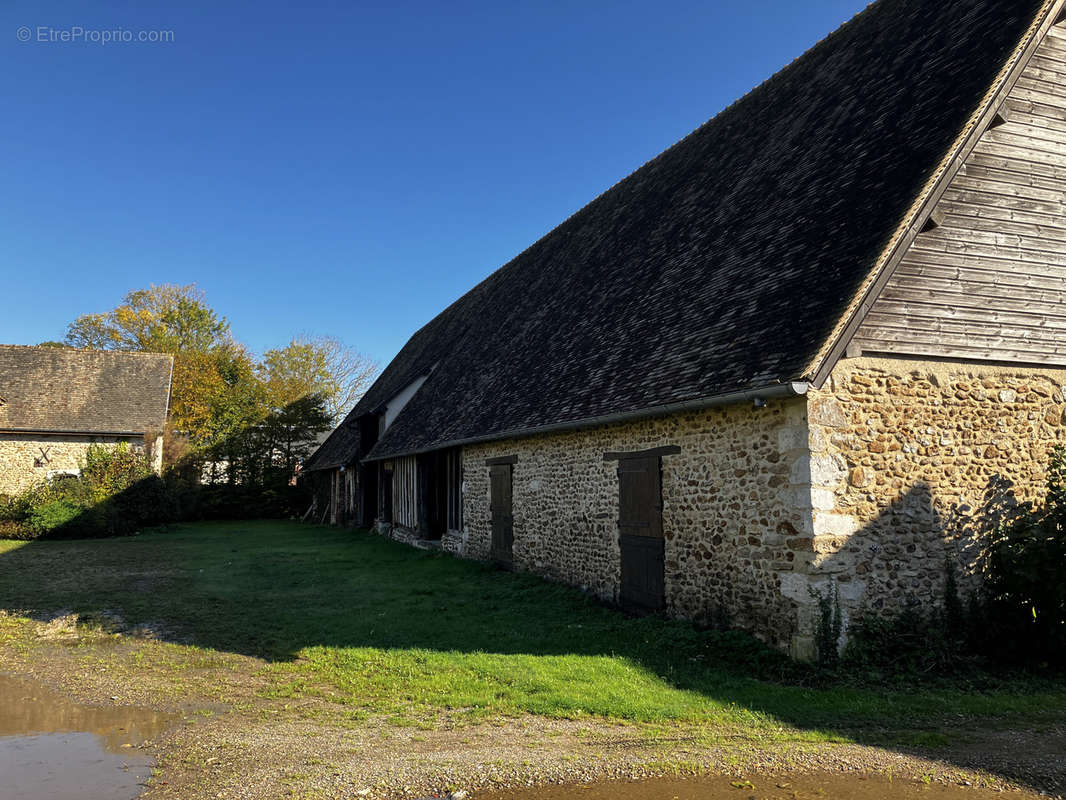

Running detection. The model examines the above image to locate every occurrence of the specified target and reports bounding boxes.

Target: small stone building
[308,0,1066,656]
[0,346,173,495]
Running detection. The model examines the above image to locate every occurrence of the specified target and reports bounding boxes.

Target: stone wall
[793,356,1066,652]
[453,356,1066,658]
[460,398,814,650]
[441,529,463,555]
[366,356,1066,659]
[0,434,158,496]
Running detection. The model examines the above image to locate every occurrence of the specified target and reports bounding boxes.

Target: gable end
[848,19,1066,366]
[810,0,1063,383]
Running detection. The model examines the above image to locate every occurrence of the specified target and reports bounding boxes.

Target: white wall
[384,375,428,430]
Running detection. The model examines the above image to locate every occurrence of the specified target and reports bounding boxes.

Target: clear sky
[3,0,868,366]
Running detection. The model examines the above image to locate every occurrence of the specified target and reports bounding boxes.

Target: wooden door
[489,464,513,566]
[617,455,665,611]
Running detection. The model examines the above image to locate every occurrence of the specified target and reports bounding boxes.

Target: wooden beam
[484,454,518,466]
[603,445,682,461]
[920,206,947,232]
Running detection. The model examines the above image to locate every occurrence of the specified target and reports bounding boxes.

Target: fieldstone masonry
[788,357,1066,657]
[462,399,815,651]
[375,357,1066,660]
[0,434,163,496]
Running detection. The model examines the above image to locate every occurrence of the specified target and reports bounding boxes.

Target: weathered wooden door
[489,464,513,565]
[617,454,665,611]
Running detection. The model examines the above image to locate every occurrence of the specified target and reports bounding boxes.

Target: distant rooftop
[0,345,173,435]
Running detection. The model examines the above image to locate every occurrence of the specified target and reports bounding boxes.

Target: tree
[65,284,230,354]
[61,287,376,472]
[169,345,264,449]
[260,335,377,423]
[225,394,332,487]
[65,284,253,454]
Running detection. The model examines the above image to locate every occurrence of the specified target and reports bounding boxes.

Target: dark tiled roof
[302,419,360,472]
[325,0,1046,463]
[0,346,173,435]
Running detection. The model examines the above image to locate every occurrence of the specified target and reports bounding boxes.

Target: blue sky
[3,0,868,365]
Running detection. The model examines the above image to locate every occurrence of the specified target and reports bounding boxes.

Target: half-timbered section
[301,419,363,525]
[389,456,418,529]
[307,0,1066,658]
[305,379,465,545]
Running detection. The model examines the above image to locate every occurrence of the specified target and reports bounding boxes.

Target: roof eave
[0,428,150,437]
[363,380,810,462]
[301,460,354,473]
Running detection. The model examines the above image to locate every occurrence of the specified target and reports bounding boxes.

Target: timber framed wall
[391,456,419,529]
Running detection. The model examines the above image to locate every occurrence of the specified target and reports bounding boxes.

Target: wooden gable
[849,21,1066,366]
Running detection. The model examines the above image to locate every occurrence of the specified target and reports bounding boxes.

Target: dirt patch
[479,774,1045,800]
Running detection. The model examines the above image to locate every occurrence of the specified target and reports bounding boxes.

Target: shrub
[810,582,843,669]
[82,442,154,505]
[842,448,1066,675]
[842,557,983,677]
[0,444,167,539]
[842,603,977,678]
[0,520,28,540]
[980,446,1066,666]
[0,493,32,523]
[29,499,84,534]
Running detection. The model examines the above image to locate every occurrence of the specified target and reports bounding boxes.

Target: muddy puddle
[0,673,174,800]
[475,773,1042,800]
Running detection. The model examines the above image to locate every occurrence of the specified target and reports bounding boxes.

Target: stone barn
[307,0,1066,657]
[0,346,173,495]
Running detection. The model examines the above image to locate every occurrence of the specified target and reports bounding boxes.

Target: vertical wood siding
[446,448,462,531]
[345,470,357,519]
[330,471,339,525]
[853,26,1066,365]
[393,456,419,528]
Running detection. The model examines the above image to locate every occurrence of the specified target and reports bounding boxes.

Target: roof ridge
[0,344,174,359]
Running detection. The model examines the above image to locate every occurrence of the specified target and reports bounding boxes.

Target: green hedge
[0,443,309,540]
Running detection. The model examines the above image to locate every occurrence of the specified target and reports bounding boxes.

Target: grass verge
[0,519,1063,740]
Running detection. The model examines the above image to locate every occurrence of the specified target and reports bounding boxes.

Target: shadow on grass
[0,519,1064,793]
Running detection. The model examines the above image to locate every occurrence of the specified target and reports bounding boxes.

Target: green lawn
[0,520,1062,738]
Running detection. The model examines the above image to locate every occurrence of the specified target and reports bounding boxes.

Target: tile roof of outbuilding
[0,345,173,435]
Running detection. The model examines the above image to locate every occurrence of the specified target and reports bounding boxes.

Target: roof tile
[0,346,173,435]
